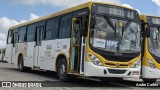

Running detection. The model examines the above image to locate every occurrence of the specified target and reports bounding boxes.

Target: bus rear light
[132,71,139,75]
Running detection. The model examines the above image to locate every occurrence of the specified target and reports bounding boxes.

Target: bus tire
[18,55,25,72]
[143,78,157,83]
[57,58,70,81]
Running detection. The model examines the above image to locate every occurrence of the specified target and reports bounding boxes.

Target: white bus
[5,2,141,81]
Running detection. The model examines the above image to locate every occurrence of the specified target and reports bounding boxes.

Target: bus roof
[140,14,160,23]
[141,14,160,18]
[9,1,136,30]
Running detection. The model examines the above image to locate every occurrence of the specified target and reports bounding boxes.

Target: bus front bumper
[85,62,140,78]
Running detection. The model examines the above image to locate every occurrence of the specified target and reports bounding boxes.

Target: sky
[0,0,160,48]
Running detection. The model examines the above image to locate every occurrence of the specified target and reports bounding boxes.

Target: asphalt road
[0,61,159,90]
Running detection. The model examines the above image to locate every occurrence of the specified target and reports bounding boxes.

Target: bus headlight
[148,59,156,69]
[88,53,103,66]
[131,59,141,68]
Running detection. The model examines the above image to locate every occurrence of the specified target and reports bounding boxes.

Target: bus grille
[105,63,129,67]
[108,69,126,74]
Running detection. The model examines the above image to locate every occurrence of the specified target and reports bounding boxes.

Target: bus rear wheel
[18,55,26,72]
[143,78,157,83]
[57,58,70,81]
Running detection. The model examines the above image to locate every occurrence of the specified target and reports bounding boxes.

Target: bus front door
[11,32,18,64]
[34,27,43,67]
[70,18,82,73]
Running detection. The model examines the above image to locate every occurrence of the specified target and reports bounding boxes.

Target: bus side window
[44,17,59,40]
[59,14,72,39]
[18,26,27,43]
[7,30,13,44]
[27,24,35,42]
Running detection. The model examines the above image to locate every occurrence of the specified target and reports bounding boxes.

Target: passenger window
[45,17,59,40]
[27,33,34,42]
[27,24,35,33]
[59,14,72,39]
[18,35,25,43]
[19,26,27,35]
[18,26,27,43]
[27,24,35,42]
[7,30,13,44]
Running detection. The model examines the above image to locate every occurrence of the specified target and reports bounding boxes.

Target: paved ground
[0,62,159,90]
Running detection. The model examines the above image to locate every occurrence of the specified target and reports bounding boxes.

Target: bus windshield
[90,16,141,53]
[148,27,160,57]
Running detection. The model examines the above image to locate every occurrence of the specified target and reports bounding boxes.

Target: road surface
[0,61,159,90]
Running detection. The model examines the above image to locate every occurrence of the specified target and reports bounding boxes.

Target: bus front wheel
[57,58,70,81]
[143,78,157,83]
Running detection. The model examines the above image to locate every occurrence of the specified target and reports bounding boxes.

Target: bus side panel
[40,40,56,70]
[26,42,35,68]
[5,44,13,63]
[12,44,18,66]
[40,39,70,71]
[18,43,27,66]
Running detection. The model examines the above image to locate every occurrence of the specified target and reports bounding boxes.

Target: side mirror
[90,16,96,29]
[146,26,150,37]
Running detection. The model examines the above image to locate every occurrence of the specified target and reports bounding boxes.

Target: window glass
[54,17,59,28]
[13,28,18,33]
[19,26,27,35]
[13,32,18,43]
[52,28,58,39]
[45,30,52,40]
[7,30,13,44]
[45,17,59,40]
[46,19,54,30]
[19,35,25,43]
[60,17,66,27]
[59,27,71,38]
[27,33,34,42]
[148,27,160,57]
[27,24,35,33]
[59,14,72,39]
[52,18,59,39]
[90,16,140,53]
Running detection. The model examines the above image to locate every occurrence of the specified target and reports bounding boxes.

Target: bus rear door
[34,26,44,67]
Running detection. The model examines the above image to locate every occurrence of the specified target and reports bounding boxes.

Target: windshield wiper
[104,16,117,39]
[121,21,131,39]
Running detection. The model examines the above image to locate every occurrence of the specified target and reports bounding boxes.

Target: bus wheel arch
[55,54,68,72]
[18,53,23,66]
[18,53,25,72]
[56,54,70,81]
